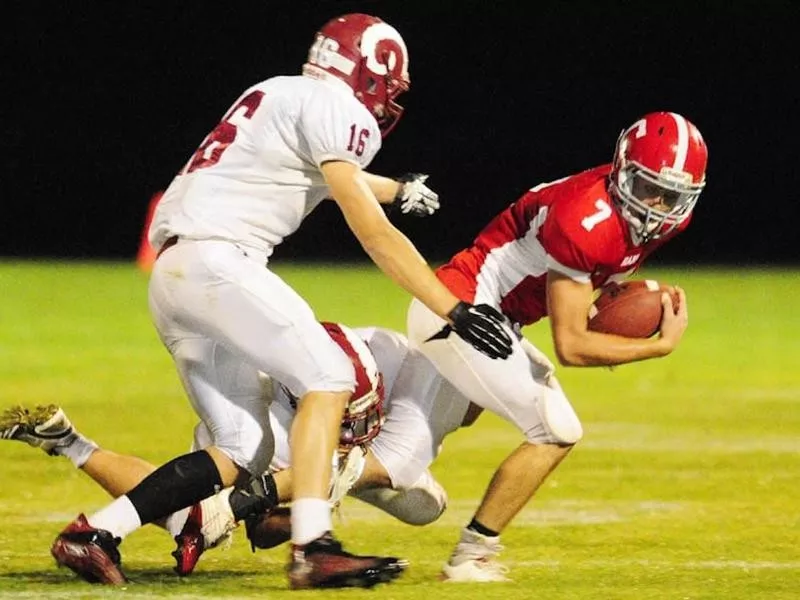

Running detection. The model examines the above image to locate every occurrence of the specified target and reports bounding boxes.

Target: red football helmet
[609,112,708,244]
[302,13,410,136]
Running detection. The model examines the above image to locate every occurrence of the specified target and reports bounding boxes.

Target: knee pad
[528,383,583,445]
[351,469,447,526]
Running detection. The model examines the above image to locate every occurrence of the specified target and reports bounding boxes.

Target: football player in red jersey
[408,111,707,581]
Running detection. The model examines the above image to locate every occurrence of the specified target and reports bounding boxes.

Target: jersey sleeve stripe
[545,256,592,283]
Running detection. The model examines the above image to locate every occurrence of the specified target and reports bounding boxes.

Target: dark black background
[5,1,798,265]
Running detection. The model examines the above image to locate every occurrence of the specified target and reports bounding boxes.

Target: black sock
[467,517,499,538]
[127,450,223,525]
[229,473,279,522]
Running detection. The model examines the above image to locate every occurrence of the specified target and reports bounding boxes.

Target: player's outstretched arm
[322,160,455,316]
[322,160,511,360]
[360,171,403,204]
[547,270,683,367]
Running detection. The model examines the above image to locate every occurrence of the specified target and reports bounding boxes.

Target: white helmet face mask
[610,112,708,246]
[614,165,702,245]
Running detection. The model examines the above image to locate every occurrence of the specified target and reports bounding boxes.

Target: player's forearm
[325,162,458,318]
[553,330,671,367]
[361,171,402,205]
[359,226,459,319]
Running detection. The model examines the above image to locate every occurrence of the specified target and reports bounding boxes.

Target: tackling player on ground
[1,322,469,575]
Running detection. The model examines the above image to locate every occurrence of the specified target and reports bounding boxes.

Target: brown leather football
[588,280,680,338]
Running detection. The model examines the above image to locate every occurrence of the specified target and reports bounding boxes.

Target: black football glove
[392,173,440,217]
[427,301,513,360]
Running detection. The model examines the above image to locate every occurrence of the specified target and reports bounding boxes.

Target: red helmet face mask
[302,13,410,137]
[609,112,708,245]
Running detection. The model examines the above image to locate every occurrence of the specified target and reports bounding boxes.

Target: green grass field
[0,261,798,599]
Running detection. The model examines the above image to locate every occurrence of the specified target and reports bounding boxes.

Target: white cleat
[0,404,76,455]
[441,528,511,582]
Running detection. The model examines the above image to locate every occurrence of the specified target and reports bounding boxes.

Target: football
[587,280,680,338]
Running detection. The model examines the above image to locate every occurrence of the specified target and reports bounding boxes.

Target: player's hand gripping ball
[588,280,680,338]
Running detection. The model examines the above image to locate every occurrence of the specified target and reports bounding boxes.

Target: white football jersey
[266,326,470,482]
[149,75,382,261]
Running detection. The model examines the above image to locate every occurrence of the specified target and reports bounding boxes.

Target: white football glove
[394,173,440,217]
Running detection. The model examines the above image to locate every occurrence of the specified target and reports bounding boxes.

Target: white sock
[53,434,99,468]
[86,495,142,540]
[291,497,331,545]
[163,508,191,538]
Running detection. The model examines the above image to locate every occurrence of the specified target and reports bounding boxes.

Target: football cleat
[172,503,203,576]
[50,514,127,585]
[288,531,407,589]
[0,404,76,454]
[172,488,236,575]
[441,528,511,583]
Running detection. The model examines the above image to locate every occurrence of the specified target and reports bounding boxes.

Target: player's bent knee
[351,470,448,525]
[392,486,448,525]
[216,438,274,478]
[528,389,583,445]
[191,421,275,476]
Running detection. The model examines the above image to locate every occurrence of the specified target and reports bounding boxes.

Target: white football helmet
[320,322,385,449]
[302,13,410,136]
[283,322,385,450]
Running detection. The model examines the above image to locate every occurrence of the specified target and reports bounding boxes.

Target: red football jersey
[437,164,688,326]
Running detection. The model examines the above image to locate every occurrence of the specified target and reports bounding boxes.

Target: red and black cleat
[50,513,128,585]
[171,502,204,576]
[288,531,407,589]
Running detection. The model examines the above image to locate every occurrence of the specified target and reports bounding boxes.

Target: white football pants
[406,298,583,445]
[149,239,356,475]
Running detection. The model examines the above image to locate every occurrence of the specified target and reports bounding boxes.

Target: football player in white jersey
[1,323,470,577]
[48,14,512,588]
[406,112,706,581]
